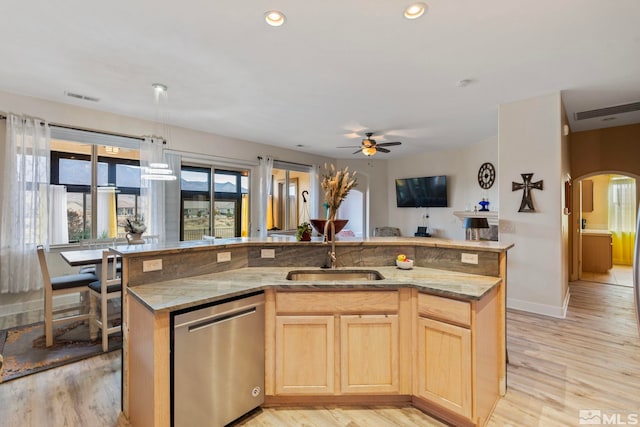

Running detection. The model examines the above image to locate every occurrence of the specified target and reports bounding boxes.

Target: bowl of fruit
[396,254,414,270]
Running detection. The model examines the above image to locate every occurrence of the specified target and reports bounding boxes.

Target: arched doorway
[571,171,639,286]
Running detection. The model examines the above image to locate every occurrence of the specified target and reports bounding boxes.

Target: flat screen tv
[395,175,448,208]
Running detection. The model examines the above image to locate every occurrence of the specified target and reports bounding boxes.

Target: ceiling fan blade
[376,141,402,147]
[337,145,363,148]
[352,149,363,155]
[376,147,391,153]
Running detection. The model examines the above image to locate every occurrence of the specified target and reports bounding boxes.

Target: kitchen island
[115,237,512,427]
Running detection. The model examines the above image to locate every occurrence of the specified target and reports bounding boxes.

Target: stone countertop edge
[112,236,514,258]
[127,266,502,314]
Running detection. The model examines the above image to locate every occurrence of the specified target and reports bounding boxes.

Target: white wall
[499,92,570,317]
[336,158,389,237]
[384,136,499,238]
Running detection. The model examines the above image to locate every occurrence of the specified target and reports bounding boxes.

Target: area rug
[0,320,122,383]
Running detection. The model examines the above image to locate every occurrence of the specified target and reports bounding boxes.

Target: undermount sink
[286,269,385,281]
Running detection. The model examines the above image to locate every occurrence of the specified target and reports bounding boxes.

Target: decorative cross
[512,173,543,212]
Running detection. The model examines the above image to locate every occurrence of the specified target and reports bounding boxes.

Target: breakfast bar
[115,237,512,427]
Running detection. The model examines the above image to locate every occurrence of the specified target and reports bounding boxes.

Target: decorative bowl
[310,219,349,240]
[396,259,414,269]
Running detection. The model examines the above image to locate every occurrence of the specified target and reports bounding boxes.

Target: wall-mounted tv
[395,175,448,208]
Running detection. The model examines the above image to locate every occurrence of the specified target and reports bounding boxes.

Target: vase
[126,232,145,245]
[310,219,349,241]
[298,231,312,241]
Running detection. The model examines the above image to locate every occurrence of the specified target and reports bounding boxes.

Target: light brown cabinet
[413,290,499,427]
[275,315,335,394]
[340,314,399,394]
[582,232,613,273]
[416,316,472,418]
[267,290,407,398]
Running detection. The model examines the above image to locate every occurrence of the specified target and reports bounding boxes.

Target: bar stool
[36,245,97,347]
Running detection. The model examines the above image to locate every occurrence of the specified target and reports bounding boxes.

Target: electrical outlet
[461,253,478,264]
[142,259,163,272]
[261,249,276,258]
[217,252,231,262]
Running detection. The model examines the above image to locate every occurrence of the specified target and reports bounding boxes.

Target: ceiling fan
[338,132,402,156]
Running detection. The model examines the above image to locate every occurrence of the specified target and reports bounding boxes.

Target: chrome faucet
[323,220,337,269]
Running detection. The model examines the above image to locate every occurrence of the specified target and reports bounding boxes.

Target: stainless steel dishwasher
[173,292,265,427]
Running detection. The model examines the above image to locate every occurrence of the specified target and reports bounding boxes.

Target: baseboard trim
[507,294,569,319]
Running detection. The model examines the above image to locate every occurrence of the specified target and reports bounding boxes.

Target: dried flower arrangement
[123,216,147,234]
[320,163,358,220]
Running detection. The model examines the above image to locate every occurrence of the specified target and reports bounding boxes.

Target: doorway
[577,173,636,287]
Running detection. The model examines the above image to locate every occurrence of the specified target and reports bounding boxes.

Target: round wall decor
[478,162,495,189]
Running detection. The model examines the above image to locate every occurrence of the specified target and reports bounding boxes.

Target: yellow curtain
[241,194,249,237]
[608,177,636,265]
[267,195,273,230]
[108,190,117,238]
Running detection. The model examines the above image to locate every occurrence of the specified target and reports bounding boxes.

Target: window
[180,166,250,240]
[50,128,141,243]
[268,161,312,232]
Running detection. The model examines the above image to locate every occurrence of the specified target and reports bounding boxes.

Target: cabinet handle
[187,307,257,333]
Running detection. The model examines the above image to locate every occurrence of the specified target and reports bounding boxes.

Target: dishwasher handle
[186,307,257,333]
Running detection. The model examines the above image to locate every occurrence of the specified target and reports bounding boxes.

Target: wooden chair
[36,245,97,347]
[88,249,122,352]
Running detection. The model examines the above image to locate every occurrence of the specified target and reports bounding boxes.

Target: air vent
[65,91,100,102]
[574,101,640,121]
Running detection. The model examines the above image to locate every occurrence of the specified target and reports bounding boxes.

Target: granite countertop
[128,266,502,313]
[113,235,514,258]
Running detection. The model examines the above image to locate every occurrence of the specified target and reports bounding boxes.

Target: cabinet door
[275,315,335,394]
[417,317,471,418]
[341,315,399,394]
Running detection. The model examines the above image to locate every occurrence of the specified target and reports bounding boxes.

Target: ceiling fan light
[404,3,427,19]
[362,146,377,156]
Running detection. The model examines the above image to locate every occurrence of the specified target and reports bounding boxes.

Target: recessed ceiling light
[404,3,427,19]
[265,10,286,27]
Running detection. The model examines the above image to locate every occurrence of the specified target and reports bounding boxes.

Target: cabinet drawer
[276,291,399,314]
[417,293,470,327]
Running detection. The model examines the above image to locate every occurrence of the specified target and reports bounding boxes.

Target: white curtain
[1,115,50,293]
[49,184,69,245]
[258,156,273,238]
[310,164,319,219]
[164,152,182,242]
[140,137,166,239]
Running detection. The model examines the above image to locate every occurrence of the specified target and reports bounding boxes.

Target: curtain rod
[0,113,145,141]
[257,156,313,168]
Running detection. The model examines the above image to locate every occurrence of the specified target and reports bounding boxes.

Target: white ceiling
[1,0,639,159]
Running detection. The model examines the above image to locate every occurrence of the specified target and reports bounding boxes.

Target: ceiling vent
[574,101,640,121]
[65,91,99,102]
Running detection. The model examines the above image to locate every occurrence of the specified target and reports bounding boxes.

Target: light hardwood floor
[581,264,633,287]
[1,281,638,427]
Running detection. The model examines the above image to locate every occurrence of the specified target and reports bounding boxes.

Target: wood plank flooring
[1,281,638,427]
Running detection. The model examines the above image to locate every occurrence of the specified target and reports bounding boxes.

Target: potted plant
[124,216,147,244]
[296,222,312,241]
